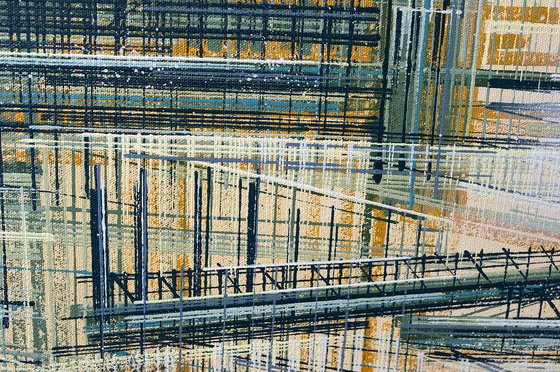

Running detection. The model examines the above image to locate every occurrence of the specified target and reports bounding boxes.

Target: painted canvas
[0,0,558,370]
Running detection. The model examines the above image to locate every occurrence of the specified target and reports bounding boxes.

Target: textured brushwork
[0,0,558,371]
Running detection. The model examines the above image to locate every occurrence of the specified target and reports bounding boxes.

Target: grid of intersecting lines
[0,0,558,371]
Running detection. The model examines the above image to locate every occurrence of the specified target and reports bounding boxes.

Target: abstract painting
[0,0,558,370]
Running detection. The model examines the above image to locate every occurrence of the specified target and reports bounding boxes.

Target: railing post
[187,268,193,297]
[525,246,532,281]
[158,271,163,300]
[124,273,128,307]
[311,263,315,288]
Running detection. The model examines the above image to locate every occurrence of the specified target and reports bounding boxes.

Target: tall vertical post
[237,178,243,266]
[292,208,301,289]
[204,167,212,268]
[193,171,203,296]
[89,165,109,357]
[0,131,8,329]
[246,180,259,291]
[134,168,149,302]
[328,205,335,261]
[204,167,212,294]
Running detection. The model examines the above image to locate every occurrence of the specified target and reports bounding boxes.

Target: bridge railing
[79,246,560,310]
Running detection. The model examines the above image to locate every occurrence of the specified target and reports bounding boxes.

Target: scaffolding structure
[0,0,558,370]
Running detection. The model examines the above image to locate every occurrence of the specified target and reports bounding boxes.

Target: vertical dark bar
[84,136,91,195]
[422,254,427,288]
[54,130,61,206]
[253,178,260,256]
[413,220,423,287]
[89,165,109,357]
[426,0,450,181]
[134,168,149,301]
[503,249,510,284]
[204,167,212,268]
[171,269,177,298]
[328,205,335,261]
[452,252,458,289]
[193,171,203,297]
[477,249,484,287]
[373,0,394,184]
[157,273,162,300]
[0,131,8,329]
[341,0,357,135]
[246,182,256,292]
[178,266,185,369]
[399,0,419,158]
[188,268,193,297]
[124,274,128,306]
[333,225,339,260]
[29,129,37,211]
[113,0,127,54]
[237,178,243,266]
[525,246,532,279]
[433,5,457,196]
[383,210,392,282]
[292,208,301,289]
